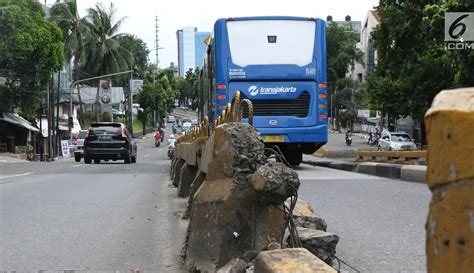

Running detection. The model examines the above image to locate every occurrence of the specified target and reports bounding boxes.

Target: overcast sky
[46,0,379,68]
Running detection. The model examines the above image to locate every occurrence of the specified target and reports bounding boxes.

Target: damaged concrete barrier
[178,163,198,197]
[286,199,327,231]
[289,227,339,264]
[172,158,185,187]
[425,88,474,273]
[184,123,299,272]
[254,248,337,273]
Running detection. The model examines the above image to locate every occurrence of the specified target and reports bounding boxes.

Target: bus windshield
[227,20,316,67]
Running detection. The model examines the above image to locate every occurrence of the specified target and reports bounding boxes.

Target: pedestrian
[159,127,165,142]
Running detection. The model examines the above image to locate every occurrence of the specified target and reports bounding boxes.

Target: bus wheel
[285,150,302,166]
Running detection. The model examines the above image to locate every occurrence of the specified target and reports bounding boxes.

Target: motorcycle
[167,146,174,159]
[172,127,177,134]
[345,136,352,146]
[155,139,161,147]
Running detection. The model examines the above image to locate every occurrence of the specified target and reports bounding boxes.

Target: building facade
[176,27,211,77]
[348,10,380,83]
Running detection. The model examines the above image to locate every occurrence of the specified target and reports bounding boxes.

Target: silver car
[378,132,417,151]
[73,130,88,162]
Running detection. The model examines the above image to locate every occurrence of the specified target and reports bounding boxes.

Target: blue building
[176,27,211,77]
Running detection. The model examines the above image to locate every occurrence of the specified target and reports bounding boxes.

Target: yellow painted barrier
[425,88,474,273]
[178,91,253,144]
[357,150,426,163]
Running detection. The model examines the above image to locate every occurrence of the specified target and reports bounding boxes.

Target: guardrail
[357,150,427,164]
[177,91,253,144]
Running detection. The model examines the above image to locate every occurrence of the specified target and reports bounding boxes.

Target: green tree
[0,0,64,119]
[366,0,474,122]
[326,22,362,92]
[81,3,133,79]
[179,68,200,107]
[136,70,179,132]
[51,0,89,121]
[117,34,150,78]
[326,22,363,129]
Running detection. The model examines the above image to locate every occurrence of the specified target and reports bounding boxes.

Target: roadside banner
[61,140,71,157]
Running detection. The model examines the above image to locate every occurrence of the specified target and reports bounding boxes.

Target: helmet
[170,135,174,139]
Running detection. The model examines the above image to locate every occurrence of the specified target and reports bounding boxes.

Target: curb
[303,159,426,184]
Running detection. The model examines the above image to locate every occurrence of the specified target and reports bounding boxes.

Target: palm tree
[82,3,133,77]
[51,0,89,122]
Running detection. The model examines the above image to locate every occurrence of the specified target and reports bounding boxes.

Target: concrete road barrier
[425,88,474,273]
[183,123,293,272]
[173,93,339,272]
[254,248,336,273]
[400,165,426,183]
[358,162,378,175]
[357,150,426,164]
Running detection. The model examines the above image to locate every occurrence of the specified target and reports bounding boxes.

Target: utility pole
[46,79,51,160]
[96,83,101,122]
[129,68,134,135]
[49,75,54,159]
[155,16,160,68]
[56,71,60,157]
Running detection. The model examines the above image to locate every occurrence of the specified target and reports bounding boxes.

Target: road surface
[0,134,187,272]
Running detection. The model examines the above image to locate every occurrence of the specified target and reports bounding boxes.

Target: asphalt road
[296,164,430,272]
[1,126,429,272]
[324,131,372,151]
[0,134,188,272]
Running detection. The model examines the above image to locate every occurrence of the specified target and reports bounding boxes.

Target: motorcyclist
[172,123,177,134]
[154,132,161,142]
[167,134,176,147]
[345,129,352,140]
[158,127,165,142]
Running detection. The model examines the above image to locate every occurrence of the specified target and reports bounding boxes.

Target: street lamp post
[69,69,135,146]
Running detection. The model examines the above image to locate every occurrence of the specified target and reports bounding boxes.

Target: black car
[83,122,137,164]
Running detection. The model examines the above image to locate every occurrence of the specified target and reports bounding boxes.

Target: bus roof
[222,16,322,22]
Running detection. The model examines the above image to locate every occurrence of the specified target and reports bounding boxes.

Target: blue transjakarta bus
[198,16,328,165]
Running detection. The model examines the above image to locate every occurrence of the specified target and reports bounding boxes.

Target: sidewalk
[0,153,28,163]
[302,154,427,184]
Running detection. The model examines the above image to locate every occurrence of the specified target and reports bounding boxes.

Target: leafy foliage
[366,0,474,120]
[80,3,133,82]
[117,34,150,78]
[0,0,64,119]
[136,69,180,131]
[326,22,363,95]
[326,22,363,128]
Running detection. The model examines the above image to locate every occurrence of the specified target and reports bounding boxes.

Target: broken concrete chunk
[251,162,300,204]
[254,248,337,273]
[289,227,339,264]
[217,258,248,273]
[285,199,327,231]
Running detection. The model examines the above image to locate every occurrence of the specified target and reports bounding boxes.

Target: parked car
[191,118,198,126]
[167,115,176,123]
[73,130,88,162]
[112,109,125,118]
[182,122,192,132]
[378,131,417,151]
[83,122,137,164]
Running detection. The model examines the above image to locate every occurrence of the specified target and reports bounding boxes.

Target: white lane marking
[0,172,35,180]
[144,154,150,158]
[71,164,84,168]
